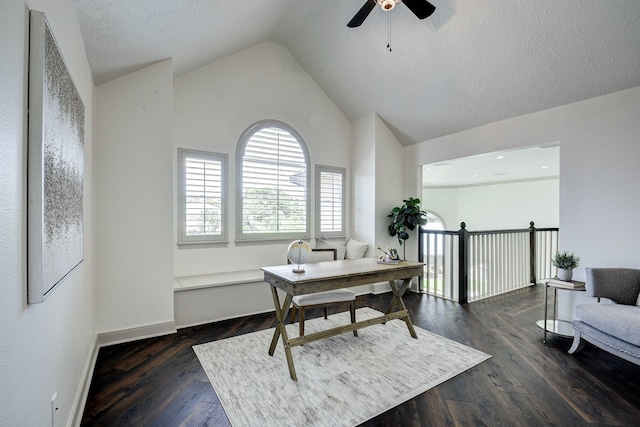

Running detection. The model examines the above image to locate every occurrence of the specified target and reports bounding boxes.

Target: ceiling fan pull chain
[387,12,392,52]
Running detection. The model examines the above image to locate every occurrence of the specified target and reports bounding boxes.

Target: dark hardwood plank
[179,400,230,427]
[81,285,640,426]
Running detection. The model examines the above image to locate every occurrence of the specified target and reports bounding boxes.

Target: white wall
[0,1,96,426]
[557,86,640,319]
[351,114,408,260]
[421,188,458,229]
[95,60,175,337]
[173,41,352,277]
[559,87,640,271]
[407,86,640,275]
[374,115,414,259]
[406,85,640,319]
[423,178,560,231]
[351,114,376,251]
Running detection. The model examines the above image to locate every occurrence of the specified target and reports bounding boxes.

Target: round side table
[536,278,585,344]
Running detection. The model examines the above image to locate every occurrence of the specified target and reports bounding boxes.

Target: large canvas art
[28,11,85,303]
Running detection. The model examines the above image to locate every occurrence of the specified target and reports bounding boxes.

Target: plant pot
[557,268,573,281]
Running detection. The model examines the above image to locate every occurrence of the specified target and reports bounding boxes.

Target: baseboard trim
[96,320,177,348]
[70,335,99,427]
[177,307,275,329]
[70,321,177,426]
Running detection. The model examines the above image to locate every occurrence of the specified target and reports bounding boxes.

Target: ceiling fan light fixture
[348,0,433,28]
[377,0,399,12]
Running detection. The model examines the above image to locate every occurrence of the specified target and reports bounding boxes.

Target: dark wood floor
[81,284,640,426]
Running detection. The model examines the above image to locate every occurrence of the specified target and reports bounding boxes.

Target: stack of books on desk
[546,278,585,289]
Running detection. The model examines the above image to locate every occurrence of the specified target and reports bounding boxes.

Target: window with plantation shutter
[178,149,227,244]
[316,165,346,237]
[237,121,310,241]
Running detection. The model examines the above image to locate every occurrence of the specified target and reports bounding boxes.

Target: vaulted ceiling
[73,0,640,146]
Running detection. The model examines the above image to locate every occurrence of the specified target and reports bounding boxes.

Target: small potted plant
[552,250,580,281]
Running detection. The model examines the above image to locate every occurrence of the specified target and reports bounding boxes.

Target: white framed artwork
[28,10,85,303]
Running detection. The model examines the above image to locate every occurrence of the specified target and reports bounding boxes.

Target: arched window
[236,120,310,241]
[424,211,446,230]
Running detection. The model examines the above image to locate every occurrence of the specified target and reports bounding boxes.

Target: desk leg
[267,287,297,381]
[543,284,549,344]
[553,288,558,327]
[386,278,418,339]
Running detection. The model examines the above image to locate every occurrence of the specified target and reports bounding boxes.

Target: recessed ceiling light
[474,174,480,177]
[496,155,505,159]
[541,166,549,169]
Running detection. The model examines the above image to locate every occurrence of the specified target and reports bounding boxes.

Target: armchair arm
[586,268,640,305]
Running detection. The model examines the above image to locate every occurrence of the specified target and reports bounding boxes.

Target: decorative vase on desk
[557,268,573,281]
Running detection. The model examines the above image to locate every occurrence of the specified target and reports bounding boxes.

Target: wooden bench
[173,269,264,292]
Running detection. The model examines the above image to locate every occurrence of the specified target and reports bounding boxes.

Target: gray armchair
[569,268,640,365]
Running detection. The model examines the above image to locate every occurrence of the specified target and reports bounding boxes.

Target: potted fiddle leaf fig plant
[388,197,427,260]
[552,250,580,281]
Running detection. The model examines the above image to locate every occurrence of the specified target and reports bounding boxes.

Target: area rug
[193,307,490,427]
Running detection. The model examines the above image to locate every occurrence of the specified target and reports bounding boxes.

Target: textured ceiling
[73,0,640,146]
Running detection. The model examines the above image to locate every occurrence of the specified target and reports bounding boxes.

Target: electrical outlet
[51,392,58,427]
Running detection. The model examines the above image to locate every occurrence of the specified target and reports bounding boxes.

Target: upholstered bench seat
[292,289,356,306]
[290,289,357,337]
[286,245,363,338]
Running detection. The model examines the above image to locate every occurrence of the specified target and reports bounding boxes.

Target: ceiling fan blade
[347,0,376,28]
[403,0,436,19]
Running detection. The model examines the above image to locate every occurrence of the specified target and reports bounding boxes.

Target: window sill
[177,240,229,249]
[234,236,312,245]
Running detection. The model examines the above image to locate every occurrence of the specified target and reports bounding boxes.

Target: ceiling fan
[347,0,436,28]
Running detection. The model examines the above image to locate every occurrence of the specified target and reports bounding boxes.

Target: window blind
[185,157,223,236]
[178,148,227,244]
[319,169,344,234]
[241,126,307,234]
